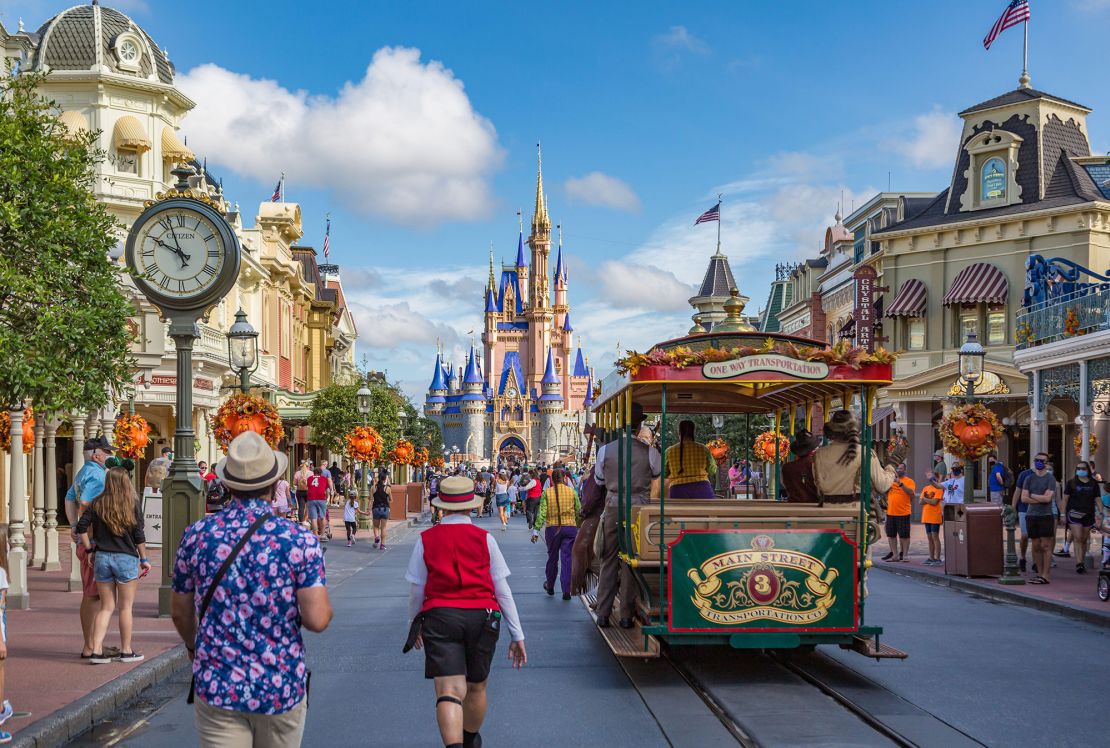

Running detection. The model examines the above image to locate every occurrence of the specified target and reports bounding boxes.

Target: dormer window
[112,32,144,72]
[960,128,1023,212]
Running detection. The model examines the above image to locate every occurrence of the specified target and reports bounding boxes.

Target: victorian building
[424,151,592,465]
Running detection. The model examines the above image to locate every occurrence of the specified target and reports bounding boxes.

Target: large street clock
[125,195,240,313]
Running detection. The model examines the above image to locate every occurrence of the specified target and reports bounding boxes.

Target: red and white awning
[943,262,1008,306]
[886,278,927,317]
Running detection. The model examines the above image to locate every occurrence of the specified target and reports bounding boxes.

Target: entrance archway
[498,436,527,468]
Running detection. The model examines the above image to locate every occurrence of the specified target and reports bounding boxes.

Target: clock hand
[166,227,191,265]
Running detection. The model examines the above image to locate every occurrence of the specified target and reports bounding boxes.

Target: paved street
[67,514,1110,747]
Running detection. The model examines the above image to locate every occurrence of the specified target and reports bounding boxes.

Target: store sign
[702,354,829,380]
[668,531,857,632]
[142,488,163,547]
[152,374,176,387]
[854,265,877,352]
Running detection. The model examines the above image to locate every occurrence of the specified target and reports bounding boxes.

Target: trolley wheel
[1098,576,1109,602]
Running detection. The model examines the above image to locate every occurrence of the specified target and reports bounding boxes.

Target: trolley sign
[668,531,858,633]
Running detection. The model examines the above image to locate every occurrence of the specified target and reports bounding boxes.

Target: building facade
[424,152,592,465]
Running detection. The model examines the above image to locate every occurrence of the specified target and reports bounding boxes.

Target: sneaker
[117,651,144,663]
[562,593,572,601]
[89,652,113,664]
[347,541,352,548]
[1053,549,1070,557]
[881,552,894,561]
[0,729,11,744]
[0,700,12,725]
[379,545,387,551]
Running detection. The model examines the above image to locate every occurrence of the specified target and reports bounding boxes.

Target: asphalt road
[69,515,1110,747]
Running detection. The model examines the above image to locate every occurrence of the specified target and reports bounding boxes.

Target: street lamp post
[958,332,986,503]
[357,382,372,530]
[397,407,409,484]
[227,309,260,395]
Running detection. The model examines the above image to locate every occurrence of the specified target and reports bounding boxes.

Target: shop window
[987,309,1006,345]
[906,318,925,351]
[959,309,979,346]
[116,149,138,175]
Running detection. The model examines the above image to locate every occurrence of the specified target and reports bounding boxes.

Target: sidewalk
[6,514,413,745]
[872,522,1110,624]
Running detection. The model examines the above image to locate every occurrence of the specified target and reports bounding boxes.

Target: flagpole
[1020,17,1029,87]
[716,193,722,255]
[281,172,286,203]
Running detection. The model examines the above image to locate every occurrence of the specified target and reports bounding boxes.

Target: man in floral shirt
[171,432,333,747]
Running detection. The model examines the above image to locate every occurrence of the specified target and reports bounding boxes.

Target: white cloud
[887,108,961,170]
[1075,0,1110,12]
[565,172,641,212]
[652,25,710,69]
[178,47,503,225]
[596,261,693,311]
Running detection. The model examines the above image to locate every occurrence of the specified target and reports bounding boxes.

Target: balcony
[1016,284,1110,349]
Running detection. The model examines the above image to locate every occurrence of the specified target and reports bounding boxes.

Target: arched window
[980,157,1006,202]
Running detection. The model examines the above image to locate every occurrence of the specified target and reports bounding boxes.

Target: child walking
[0,526,13,743]
[75,467,151,664]
[343,492,370,547]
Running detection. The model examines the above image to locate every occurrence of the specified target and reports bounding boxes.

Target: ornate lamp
[227,309,259,394]
[958,332,986,402]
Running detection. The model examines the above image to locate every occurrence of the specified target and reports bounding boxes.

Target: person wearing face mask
[1063,461,1099,574]
[987,454,1008,504]
[1097,485,1110,568]
[881,463,915,562]
[941,463,965,505]
[1021,452,1057,583]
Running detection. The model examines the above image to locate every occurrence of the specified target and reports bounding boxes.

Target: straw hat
[215,431,288,493]
[432,475,484,511]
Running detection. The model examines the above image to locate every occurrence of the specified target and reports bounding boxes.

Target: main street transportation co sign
[702,354,829,380]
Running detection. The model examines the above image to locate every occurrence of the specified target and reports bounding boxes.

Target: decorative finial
[1019,70,1031,89]
[488,244,495,290]
[18,17,24,32]
[532,142,550,230]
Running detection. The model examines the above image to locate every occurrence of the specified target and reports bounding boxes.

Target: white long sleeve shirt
[404,515,524,641]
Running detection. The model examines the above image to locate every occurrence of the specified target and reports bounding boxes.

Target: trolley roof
[593,332,894,414]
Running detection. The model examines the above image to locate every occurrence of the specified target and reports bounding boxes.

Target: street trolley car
[585,327,907,661]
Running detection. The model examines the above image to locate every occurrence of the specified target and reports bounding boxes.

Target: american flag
[322,217,331,258]
[695,202,720,225]
[270,175,283,202]
[983,0,1030,50]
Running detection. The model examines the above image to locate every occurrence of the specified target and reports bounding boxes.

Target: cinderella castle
[425,150,594,465]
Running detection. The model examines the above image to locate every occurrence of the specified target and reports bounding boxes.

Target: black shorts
[885,514,911,539]
[422,607,499,682]
[1025,514,1056,539]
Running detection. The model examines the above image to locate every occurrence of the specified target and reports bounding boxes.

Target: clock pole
[159,318,205,615]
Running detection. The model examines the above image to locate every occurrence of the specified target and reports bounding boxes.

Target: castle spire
[515,209,527,266]
[463,346,483,385]
[428,352,447,391]
[541,348,561,387]
[532,143,550,232]
[488,244,496,290]
[554,224,565,283]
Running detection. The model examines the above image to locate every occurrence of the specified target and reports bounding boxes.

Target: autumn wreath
[1074,433,1099,457]
[113,414,151,459]
[213,394,284,453]
[939,402,1002,461]
[345,425,383,463]
[752,430,790,463]
[0,408,35,453]
[706,437,730,463]
[412,446,430,466]
[388,438,415,465]
[430,456,446,469]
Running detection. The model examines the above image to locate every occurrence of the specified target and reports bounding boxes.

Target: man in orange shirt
[882,463,915,562]
[918,471,944,566]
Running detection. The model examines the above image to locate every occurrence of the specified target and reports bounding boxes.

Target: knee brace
[437,695,464,708]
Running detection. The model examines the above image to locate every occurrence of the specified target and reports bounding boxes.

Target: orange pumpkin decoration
[0,408,35,454]
[707,437,730,462]
[346,426,383,463]
[952,419,991,448]
[213,394,283,453]
[114,414,151,459]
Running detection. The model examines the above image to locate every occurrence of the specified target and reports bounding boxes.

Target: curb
[874,564,1110,628]
[12,646,189,748]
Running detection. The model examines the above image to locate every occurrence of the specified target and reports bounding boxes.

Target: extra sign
[853,265,877,352]
[702,354,830,381]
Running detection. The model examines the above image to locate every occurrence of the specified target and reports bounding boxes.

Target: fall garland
[345,425,383,463]
[752,430,789,463]
[1074,433,1099,457]
[412,447,430,466]
[616,339,896,377]
[429,456,446,469]
[706,437,730,463]
[0,408,35,453]
[939,402,1002,462]
[1064,307,1083,337]
[388,438,415,465]
[213,393,284,453]
[113,414,151,459]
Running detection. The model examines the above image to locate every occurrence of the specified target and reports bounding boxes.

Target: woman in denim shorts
[76,467,151,664]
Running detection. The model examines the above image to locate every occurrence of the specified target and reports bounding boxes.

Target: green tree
[655,412,773,464]
[0,72,134,412]
[411,416,444,458]
[307,382,362,456]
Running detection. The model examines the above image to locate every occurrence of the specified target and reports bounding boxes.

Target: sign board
[142,487,163,548]
[853,265,877,352]
[702,354,829,381]
[668,530,857,633]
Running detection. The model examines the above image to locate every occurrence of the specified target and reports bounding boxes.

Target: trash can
[944,504,1002,577]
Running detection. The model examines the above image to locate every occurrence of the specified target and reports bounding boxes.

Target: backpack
[1001,464,1015,489]
[205,478,228,512]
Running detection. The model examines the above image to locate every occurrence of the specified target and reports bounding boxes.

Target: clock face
[126,198,239,313]
[506,387,518,398]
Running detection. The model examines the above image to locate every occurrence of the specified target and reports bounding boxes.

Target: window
[960,309,979,345]
[116,150,138,174]
[907,318,925,351]
[987,309,1006,345]
[853,229,866,264]
[980,157,1006,202]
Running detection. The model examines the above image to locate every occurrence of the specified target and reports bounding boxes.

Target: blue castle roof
[572,346,588,377]
[463,346,483,385]
[562,312,574,332]
[584,377,594,405]
[484,287,497,313]
[553,242,564,282]
[428,353,447,391]
[497,351,526,396]
[497,270,524,316]
[515,229,526,267]
[541,348,561,387]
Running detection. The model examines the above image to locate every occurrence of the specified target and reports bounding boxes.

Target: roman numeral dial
[129,203,229,303]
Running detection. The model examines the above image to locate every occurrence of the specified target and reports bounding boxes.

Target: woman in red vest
[404,476,526,748]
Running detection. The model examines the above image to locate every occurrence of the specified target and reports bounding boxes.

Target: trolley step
[579,591,660,659]
[849,635,907,660]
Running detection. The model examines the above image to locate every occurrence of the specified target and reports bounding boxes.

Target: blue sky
[5,0,1110,401]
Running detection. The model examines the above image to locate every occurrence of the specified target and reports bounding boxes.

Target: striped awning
[943,262,1008,306]
[886,278,927,317]
[58,110,89,138]
[113,115,150,152]
[837,316,855,339]
[160,127,194,162]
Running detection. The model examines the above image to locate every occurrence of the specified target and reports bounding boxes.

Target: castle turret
[515,211,528,307]
[536,347,563,457]
[460,347,486,456]
[525,144,554,395]
[424,353,448,418]
[553,225,569,329]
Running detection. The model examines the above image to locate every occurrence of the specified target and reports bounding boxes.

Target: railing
[1017,283,1110,348]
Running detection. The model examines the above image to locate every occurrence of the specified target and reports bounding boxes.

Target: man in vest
[530,467,581,600]
[593,402,660,629]
[404,476,526,748]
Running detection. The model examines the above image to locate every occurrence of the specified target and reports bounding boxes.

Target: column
[1079,361,1092,462]
[42,416,61,571]
[7,408,30,609]
[31,419,46,568]
[68,415,86,592]
[1030,370,1046,464]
